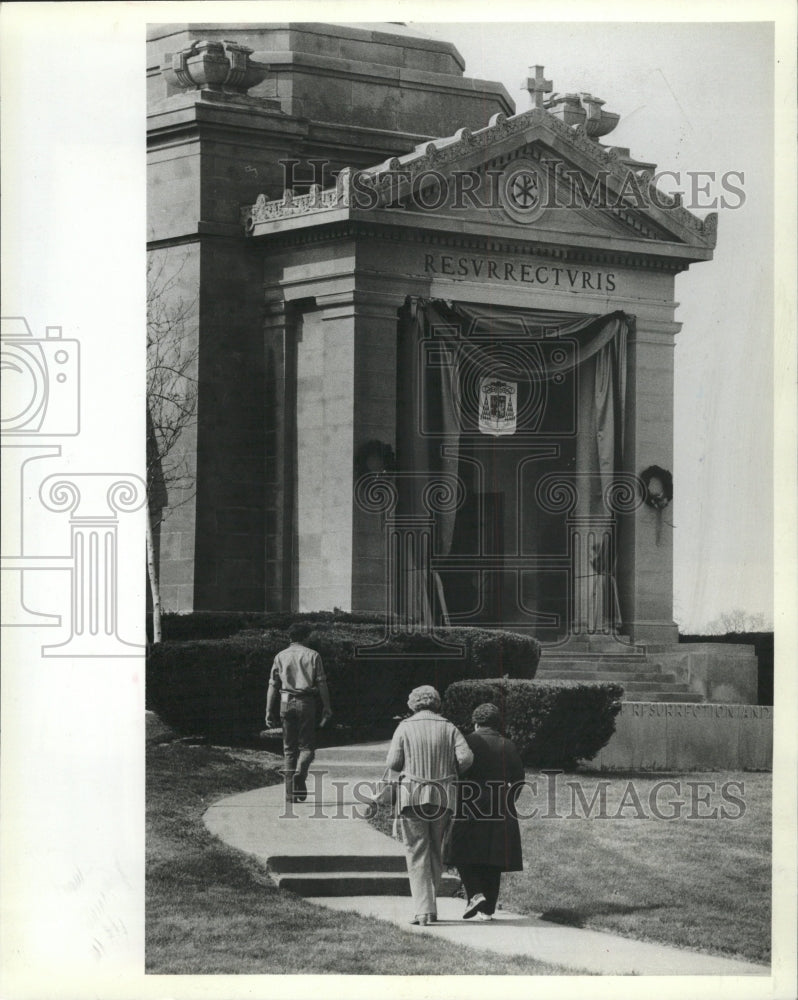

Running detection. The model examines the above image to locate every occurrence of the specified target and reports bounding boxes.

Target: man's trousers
[280,694,316,795]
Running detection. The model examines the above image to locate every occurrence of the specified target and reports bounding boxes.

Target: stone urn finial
[580,93,620,139]
[546,91,620,139]
[162,39,267,94]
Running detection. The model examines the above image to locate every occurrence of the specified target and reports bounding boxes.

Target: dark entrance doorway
[437,360,578,640]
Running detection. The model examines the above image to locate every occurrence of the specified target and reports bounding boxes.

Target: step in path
[203,741,768,976]
[204,741,461,898]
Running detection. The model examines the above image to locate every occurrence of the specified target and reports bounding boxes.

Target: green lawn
[504,770,771,964]
[146,726,567,975]
[370,768,771,964]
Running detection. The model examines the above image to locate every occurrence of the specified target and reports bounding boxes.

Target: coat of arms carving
[478,377,517,436]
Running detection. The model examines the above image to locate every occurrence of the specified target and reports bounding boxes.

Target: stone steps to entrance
[606,680,688,692]
[537,638,703,704]
[538,678,687,693]
[536,669,679,683]
[541,636,647,655]
[624,691,699,703]
[536,678,696,702]
[539,656,653,669]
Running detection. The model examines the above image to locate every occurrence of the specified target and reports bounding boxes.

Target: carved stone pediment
[386,143,685,245]
[244,105,717,259]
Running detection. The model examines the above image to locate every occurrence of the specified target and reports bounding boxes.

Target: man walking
[266,623,332,801]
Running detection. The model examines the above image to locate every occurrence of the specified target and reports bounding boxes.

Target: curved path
[204,742,768,976]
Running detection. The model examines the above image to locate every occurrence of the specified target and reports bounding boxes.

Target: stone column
[295,288,405,613]
[569,513,616,635]
[262,297,294,611]
[354,471,466,639]
[536,471,643,640]
[618,319,680,644]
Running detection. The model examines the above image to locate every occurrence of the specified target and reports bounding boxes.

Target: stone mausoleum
[147,22,762,721]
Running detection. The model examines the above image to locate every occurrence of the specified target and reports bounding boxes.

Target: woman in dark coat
[446,703,525,920]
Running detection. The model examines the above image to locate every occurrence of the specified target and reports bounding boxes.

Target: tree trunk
[146,505,162,644]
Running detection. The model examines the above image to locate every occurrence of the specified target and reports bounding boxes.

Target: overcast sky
[412,21,775,632]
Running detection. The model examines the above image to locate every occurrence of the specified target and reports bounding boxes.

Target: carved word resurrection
[423,254,616,291]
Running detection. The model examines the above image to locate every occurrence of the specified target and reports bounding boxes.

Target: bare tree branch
[703,608,773,634]
[146,250,199,639]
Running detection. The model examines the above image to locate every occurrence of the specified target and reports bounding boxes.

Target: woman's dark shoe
[463,893,487,919]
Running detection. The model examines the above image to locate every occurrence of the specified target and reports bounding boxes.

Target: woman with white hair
[386,685,473,926]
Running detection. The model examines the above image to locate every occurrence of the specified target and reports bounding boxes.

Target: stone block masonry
[594,702,772,771]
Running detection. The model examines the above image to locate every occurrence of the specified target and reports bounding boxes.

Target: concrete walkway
[203,742,768,977]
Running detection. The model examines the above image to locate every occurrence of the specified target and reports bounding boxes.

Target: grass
[146,720,567,975]
[370,768,771,965]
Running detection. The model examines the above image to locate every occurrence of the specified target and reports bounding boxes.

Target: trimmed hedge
[147,623,540,738]
[442,678,623,770]
[153,610,385,642]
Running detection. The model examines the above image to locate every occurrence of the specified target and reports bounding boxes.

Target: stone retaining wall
[593,702,772,771]
[653,643,759,704]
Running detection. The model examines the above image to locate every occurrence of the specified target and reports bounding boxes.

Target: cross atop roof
[523,65,552,109]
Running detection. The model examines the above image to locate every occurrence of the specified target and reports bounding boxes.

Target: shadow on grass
[174,724,397,754]
[541,901,667,928]
[576,769,692,779]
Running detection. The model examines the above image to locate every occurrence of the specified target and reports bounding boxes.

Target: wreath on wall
[640,465,673,510]
[354,440,396,479]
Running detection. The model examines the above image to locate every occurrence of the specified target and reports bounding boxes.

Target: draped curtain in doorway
[396,297,631,630]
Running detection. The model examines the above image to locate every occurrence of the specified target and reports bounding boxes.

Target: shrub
[442,678,623,769]
[147,624,540,739]
[153,610,385,642]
